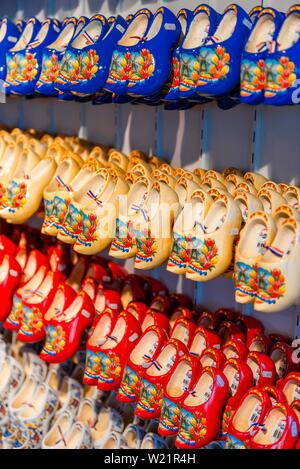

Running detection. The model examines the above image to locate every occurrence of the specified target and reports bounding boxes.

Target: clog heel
[187,190,242,281]
[42,153,82,235]
[134,180,180,269]
[40,290,95,363]
[240,8,284,104]
[57,167,109,244]
[117,325,168,403]
[109,176,152,259]
[176,366,229,449]
[105,9,153,96]
[5,18,61,96]
[254,218,300,312]
[73,168,129,255]
[135,339,187,420]
[167,188,212,274]
[158,354,201,437]
[97,311,141,391]
[235,211,276,304]
[224,388,271,449]
[0,155,57,224]
[36,17,88,96]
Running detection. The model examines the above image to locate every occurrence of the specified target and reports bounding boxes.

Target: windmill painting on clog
[5,18,61,96]
[54,15,108,94]
[264,5,300,105]
[36,17,88,96]
[240,8,284,105]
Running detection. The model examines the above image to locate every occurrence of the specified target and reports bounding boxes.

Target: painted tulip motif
[178,409,207,445]
[241,58,266,95]
[235,261,258,296]
[39,52,60,83]
[98,351,122,383]
[85,350,101,379]
[208,46,230,80]
[108,49,155,83]
[19,305,44,336]
[256,267,286,304]
[136,227,158,263]
[119,365,142,400]
[59,49,100,82]
[111,219,136,253]
[2,181,27,212]
[43,324,66,355]
[190,238,218,275]
[265,56,297,96]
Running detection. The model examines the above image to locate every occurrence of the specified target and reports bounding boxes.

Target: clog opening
[238,218,268,257]
[124,427,139,448]
[249,339,265,353]
[252,407,286,444]
[59,377,71,407]
[20,384,45,418]
[0,255,9,283]
[27,272,54,304]
[118,13,149,46]
[145,187,160,220]
[171,323,190,346]
[47,160,73,192]
[66,424,83,448]
[48,22,76,51]
[146,12,163,41]
[19,266,46,298]
[232,394,262,431]
[30,158,53,180]
[0,21,7,43]
[72,19,103,49]
[11,21,34,51]
[235,196,249,222]
[43,413,70,447]
[141,312,154,331]
[246,356,260,384]
[10,377,36,410]
[207,9,237,44]
[182,12,210,49]
[61,295,84,322]
[67,258,86,290]
[189,331,206,356]
[178,13,188,38]
[277,12,300,51]
[282,379,300,405]
[89,313,112,346]
[166,360,192,398]
[200,351,216,368]
[88,177,116,211]
[130,330,159,365]
[1,143,16,173]
[73,173,106,205]
[44,288,65,321]
[223,363,240,395]
[82,281,96,301]
[94,288,105,315]
[141,437,154,449]
[223,345,239,359]
[169,310,183,329]
[32,21,51,47]
[263,224,296,262]
[101,316,126,349]
[246,14,275,53]
[204,200,227,233]
[148,343,176,377]
[184,370,213,406]
[270,348,287,378]
[77,400,95,427]
[285,189,299,210]
[92,408,111,440]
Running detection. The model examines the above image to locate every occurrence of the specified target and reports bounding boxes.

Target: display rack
[0,0,299,340]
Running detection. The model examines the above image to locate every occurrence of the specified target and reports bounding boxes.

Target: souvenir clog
[121,424,146,449]
[117,326,167,403]
[97,310,141,391]
[240,8,284,104]
[0,254,22,322]
[135,339,187,419]
[0,17,22,81]
[273,204,300,228]
[84,307,119,386]
[248,333,272,354]
[158,354,201,436]
[189,326,221,357]
[90,406,124,449]
[141,309,170,333]
[217,320,245,343]
[0,355,24,436]
[41,409,74,449]
[170,317,196,349]
[279,372,300,405]
[55,375,83,418]
[5,18,61,96]
[255,218,300,312]
[200,347,226,369]
[264,5,300,106]
[270,342,297,379]
[141,432,168,449]
[246,351,276,386]
[223,338,249,361]
[40,290,95,363]
[176,366,229,449]
[235,210,276,304]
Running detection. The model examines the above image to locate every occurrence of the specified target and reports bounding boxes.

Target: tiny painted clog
[246,351,276,386]
[223,338,249,361]
[189,326,221,358]
[200,347,226,369]
[278,372,300,405]
[170,317,196,349]
[270,341,297,379]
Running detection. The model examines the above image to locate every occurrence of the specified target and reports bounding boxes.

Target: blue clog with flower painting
[36,16,88,96]
[4,17,41,93]
[126,7,181,98]
[264,5,300,105]
[69,15,127,97]
[54,14,109,94]
[163,8,193,103]
[0,17,22,81]
[178,4,220,101]
[104,9,153,96]
[195,4,252,97]
[240,8,284,105]
[248,5,264,25]
[5,18,61,96]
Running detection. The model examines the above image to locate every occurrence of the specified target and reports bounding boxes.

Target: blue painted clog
[36,16,88,96]
[249,6,264,25]
[104,9,153,96]
[4,17,41,93]
[163,8,193,103]
[5,18,61,96]
[69,15,127,96]
[240,8,284,105]
[126,7,181,97]
[178,4,220,100]
[264,5,300,105]
[0,17,22,81]
[15,19,26,34]
[196,4,252,97]
[55,14,109,94]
